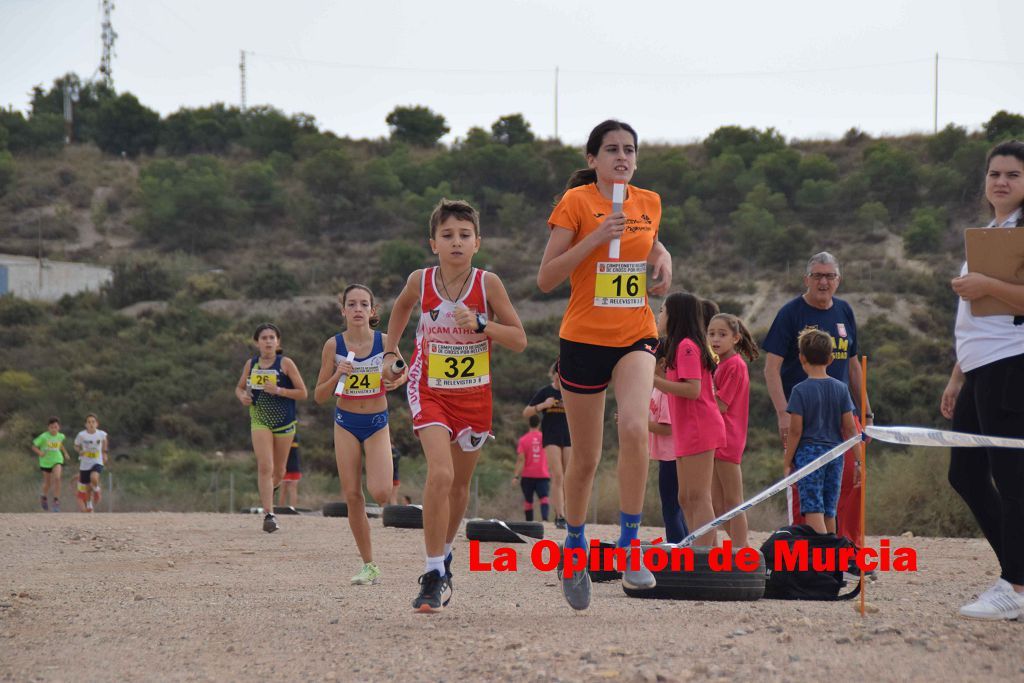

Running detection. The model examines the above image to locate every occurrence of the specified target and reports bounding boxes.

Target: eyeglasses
[807,273,839,282]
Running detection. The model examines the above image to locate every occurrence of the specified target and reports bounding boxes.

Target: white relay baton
[608,182,625,259]
[333,351,356,397]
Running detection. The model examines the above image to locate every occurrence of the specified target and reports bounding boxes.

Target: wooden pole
[859,355,868,616]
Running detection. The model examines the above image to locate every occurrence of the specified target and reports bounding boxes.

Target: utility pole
[240,50,248,112]
[554,65,559,141]
[933,52,938,134]
[99,0,117,88]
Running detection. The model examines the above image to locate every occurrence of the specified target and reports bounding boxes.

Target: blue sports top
[247,354,297,430]
[334,330,386,400]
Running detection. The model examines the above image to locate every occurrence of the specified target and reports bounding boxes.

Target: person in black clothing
[523,360,572,528]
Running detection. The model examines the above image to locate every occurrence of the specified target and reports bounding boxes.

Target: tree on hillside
[241,106,309,157]
[984,110,1024,142]
[94,93,160,157]
[386,105,449,147]
[162,104,244,155]
[862,142,919,216]
[491,114,534,146]
[29,73,114,144]
[300,148,355,229]
[138,156,242,251]
[704,125,786,165]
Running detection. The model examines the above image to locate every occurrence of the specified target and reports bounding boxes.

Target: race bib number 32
[428,341,490,388]
[594,261,646,307]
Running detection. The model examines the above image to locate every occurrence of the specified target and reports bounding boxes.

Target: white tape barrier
[865,425,1024,450]
[673,434,863,548]
[672,425,1024,549]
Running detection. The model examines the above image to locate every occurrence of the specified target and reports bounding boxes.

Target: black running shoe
[413,571,452,613]
[444,552,453,580]
[263,513,279,533]
[555,517,567,530]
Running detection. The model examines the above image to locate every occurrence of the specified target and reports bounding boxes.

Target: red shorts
[409,383,492,452]
[283,471,302,481]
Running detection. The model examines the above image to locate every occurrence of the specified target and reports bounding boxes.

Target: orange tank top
[547,183,661,347]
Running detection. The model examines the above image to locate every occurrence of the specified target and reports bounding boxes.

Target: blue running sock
[617,511,643,548]
[564,522,587,550]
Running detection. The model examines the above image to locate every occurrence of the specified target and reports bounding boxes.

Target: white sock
[444,543,453,559]
[425,555,445,577]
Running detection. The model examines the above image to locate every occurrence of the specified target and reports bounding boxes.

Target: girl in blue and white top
[235,323,309,534]
[315,284,409,586]
[941,139,1024,621]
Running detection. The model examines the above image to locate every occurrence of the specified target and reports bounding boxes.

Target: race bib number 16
[594,261,646,307]
[428,341,490,388]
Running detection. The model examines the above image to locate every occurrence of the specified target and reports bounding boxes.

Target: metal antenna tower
[99,0,117,88]
[239,50,247,111]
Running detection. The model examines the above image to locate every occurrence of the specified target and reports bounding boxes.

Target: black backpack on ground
[760,524,861,600]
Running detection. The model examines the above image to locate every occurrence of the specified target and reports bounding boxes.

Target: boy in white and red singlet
[383,198,527,613]
[513,415,551,521]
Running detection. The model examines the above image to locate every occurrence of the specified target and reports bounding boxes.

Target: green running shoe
[351,562,382,585]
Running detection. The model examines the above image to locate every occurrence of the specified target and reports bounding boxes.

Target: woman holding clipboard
[941,140,1024,620]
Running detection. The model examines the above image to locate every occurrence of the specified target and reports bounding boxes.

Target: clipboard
[964,227,1024,316]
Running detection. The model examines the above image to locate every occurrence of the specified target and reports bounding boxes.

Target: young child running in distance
[73,414,109,513]
[654,292,726,548]
[538,119,673,610]
[707,313,759,548]
[649,340,688,543]
[314,284,408,586]
[31,417,69,512]
[523,360,572,528]
[235,323,308,534]
[278,434,301,509]
[513,415,550,522]
[383,198,527,613]
[783,328,859,535]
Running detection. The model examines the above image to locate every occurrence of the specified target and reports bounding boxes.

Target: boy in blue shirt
[783,328,859,534]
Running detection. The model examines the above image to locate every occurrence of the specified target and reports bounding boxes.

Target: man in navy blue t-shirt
[763,252,873,543]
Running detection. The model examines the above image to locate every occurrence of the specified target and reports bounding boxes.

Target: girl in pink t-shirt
[648,341,688,543]
[707,313,759,548]
[654,292,725,547]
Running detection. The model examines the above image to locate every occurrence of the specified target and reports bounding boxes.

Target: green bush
[245,264,300,299]
[378,240,426,274]
[105,259,179,307]
[903,206,948,254]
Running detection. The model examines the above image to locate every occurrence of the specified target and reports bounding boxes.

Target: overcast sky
[2,0,1022,145]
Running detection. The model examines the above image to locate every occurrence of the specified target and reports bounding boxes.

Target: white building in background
[0,254,112,301]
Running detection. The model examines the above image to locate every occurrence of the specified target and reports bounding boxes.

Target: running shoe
[959,579,1024,620]
[412,570,452,613]
[262,513,279,533]
[86,500,94,512]
[622,555,657,591]
[51,500,60,513]
[351,562,382,585]
[444,552,453,580]
[557,545,592,610]
[555,517,567,530]
[40,496,48,511]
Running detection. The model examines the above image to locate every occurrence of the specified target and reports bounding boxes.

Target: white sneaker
[959,579,1024,620]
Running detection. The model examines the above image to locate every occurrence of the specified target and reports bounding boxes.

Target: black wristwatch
[475,313,488,333]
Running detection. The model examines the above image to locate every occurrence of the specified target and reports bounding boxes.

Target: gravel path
[1,513,1021,682]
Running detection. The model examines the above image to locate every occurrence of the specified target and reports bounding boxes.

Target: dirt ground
[1,513,1021,683]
